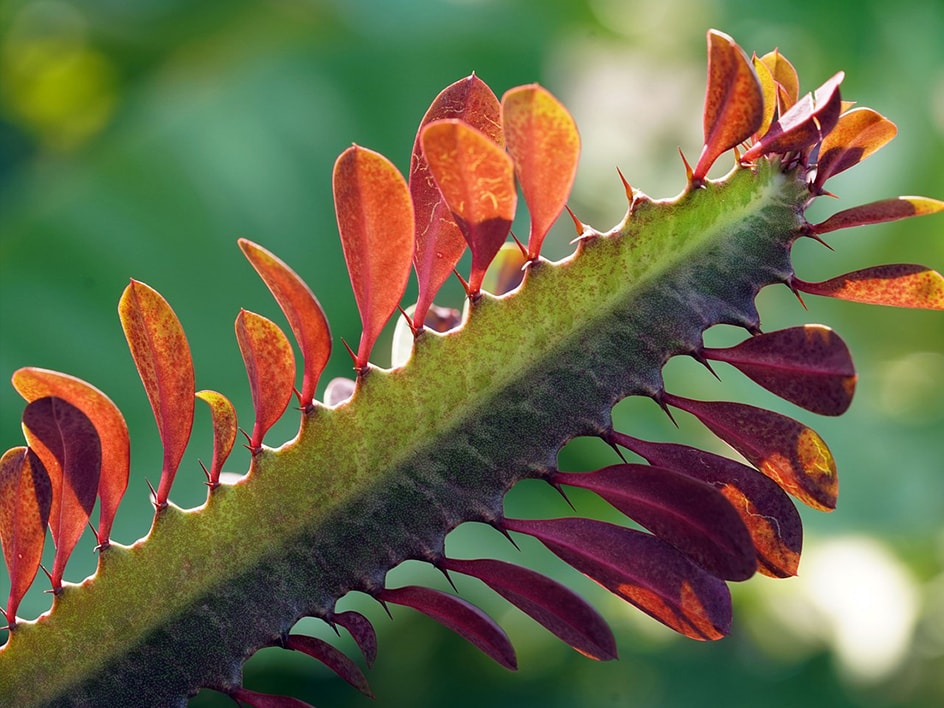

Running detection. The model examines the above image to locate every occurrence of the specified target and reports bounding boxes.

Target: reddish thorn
[654,393,679,427]
[547,475,576,511]
[144,477,167,510]
[786,277,809,309]
[39,563,53,585]
[564,205,585,237]
[490,519,521,551]
[453,269,474,299]
[198,459,211,483]
[805,231,834,250]
[397,304,419,337]
[616,167,633,204]
[509,232,529,259]
[692,350,722,381]
[340,337,358,367]
[436,563,460,593]
[604,437,628,463]
[679,148,696,186]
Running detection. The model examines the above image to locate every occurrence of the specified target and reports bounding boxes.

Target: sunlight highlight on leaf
[195,390,237,488]
[795,265,944,309]
[812,196,944,234]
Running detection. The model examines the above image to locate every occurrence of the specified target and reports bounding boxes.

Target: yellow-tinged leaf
[813,196,944,234]
[758,49,799,112]
[195,390,237,487]
[814,108,897,189]
[751,54,777,137]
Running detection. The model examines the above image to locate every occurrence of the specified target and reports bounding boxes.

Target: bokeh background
[1,0,943,706]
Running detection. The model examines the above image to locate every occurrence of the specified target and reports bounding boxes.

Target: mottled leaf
[229,687,315,708]
[751,54,777,137]
[504,517,731,640]
[21,397,101,590]
[235,310,296,450]
[11,367,128,546]
[742,72,844,160]
[195,390,237,488]
[420,119,517,296]
[284,634,373,697]
[411,74,502,326]
[664,394,838,511]
[702,325,856,415]
[501,84,580,258]
[794,264,944,309]
[333,145,415,371]
[813,108,897,190]
[0,447,51,624]
[554,465,756,581]
[812,196,944,235]
[441,556,617,660]
[758,49,799,112]
[694,29,764,181]
[238,239,331,408]
[377,585,517,670]
[333,610,377,667]
[610,432,803,578]
[118,279,194,506]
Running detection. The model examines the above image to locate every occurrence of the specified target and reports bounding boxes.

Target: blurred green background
[1,0,942,706]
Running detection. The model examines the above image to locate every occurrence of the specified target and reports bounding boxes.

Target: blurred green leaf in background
[1,0,942,706]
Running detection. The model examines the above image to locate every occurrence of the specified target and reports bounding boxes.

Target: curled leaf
[751,54,777,138]
[333,145,415,371]
[504,517,732,641]
[238,239,331,408]
[195,390,237,488]
[664,394,838,511]
[554,465,756,581]
[441,556,617,660]
[702,325,856,416]
[0,447,52,624]
[11,367,129,546]
[694,29,764,181]
[501,83,580,258]
[377,585,517,670]
[757,49,799,113]
[794,265,944,310]
[21,397,101,590]
[235,310,296,450]
[411,74,502,326]
[333,610,377,667]
[813,107,897,190]
[812,196,944,235]
[118,279,194,506]
[284,634,373,698]
[420,119,516,297]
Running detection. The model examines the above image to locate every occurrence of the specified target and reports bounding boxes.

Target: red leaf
[664,394,838,511]
[238,239,331,408]
[694,30,764,181]
[333,610,377,667]
[610,432,803,578]
[229,687,315,708]
[812,196,944,235]
[11,367,129,546]
[21,397,101,590]
[235,310,296,450]
[420,119,516,297]
[284,634,373,697]
[441,556,617,661]
[742,72,844,161]
[794,264,944,309]
[118,279,195,506]
[377,585,517,670]
[504,517,731,641]
[410,74,502,326]
[501,84,580,258]
[333,145,415,371]
[195,390,237,487]
[0,447,51,624]
[554,465,756,581]
[813,107,897,190]
[702,325,856,415]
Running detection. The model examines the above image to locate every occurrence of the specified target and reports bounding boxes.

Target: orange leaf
[195,390,237,487]
[751,54,777,138]
[11,367,129,546]
[795,264,944,309]
[693,30,764,181]
[812,196,944,234]
[333,145,415,371]
[420,119,516,296]
[119,280,195,506]
[813,108,897,190]
[235,310,296,450]
[501,84,580,259]
[238,239,330,408]
[0,447,51,624]
[758,49,799,113]
[410,74,502,326]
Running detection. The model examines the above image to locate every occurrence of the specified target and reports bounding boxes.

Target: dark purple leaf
[284,634,372,697]
[229,687,314,708]
[333,610,377,667]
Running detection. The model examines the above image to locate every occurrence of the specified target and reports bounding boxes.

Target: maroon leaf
[812,196,944,235]
[377,585,516,669]
[238,239,331,408]
[794,264,944,309]
[610,432,803,578]
[333,610,377,667]
[813,107,897,190]
[195,390,237,488]
[0,447,51,624]
[284,634,373,697]
[663,394,838,511]
[702,325,856,415]
[441,556,617,660]
[12,367,129,546]
[21,397,101,591]
[554,465,756,581]
[504,517,731,640]
[411,74,502,326]
[229,687,315,708]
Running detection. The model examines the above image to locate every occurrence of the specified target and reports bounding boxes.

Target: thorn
[547,475,576,512]
[39,563,52,584]
[786,277,809,310]
[436,563,459,593]
[679,148,695,186]
[491,519,521,551]
[94,538,111,553]
[564,205,586,238]
[145,477,160,507]
[692,350,722,381]
[397,304,419,336]
[616,167,633,204]
[605,437,628,463]
[340,337,358,368]
[510,231,528,258]
[654,392,679,428]
[805,230,834,250]
[376,596,393,620]
[453,269,474,299]
[198,459,211,484]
